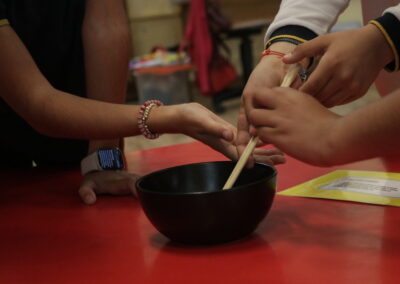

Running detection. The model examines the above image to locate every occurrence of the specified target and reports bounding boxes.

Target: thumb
[283,38,326,64]
[129,177,138,198]
[79,180,97,205]
[249,125,258,137]
[96,177,137,196]
[222,128,234,141]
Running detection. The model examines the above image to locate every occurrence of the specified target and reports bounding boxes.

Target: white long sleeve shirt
[264,0,400,96]
[266,0,400,39]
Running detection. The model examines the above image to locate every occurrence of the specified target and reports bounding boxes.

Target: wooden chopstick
[222,64,301,190]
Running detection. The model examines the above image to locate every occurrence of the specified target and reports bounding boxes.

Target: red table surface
[1,142,400,284]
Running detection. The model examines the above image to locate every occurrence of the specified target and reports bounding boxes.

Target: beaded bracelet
[137,100,163,139]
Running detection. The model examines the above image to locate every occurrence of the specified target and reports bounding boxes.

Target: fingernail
[129,179,139,197]
[223,130,232,141]
[249,126,257,136]
[85,194,95,205]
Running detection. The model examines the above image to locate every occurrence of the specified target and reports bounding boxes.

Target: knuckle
[248,109,257,124]
[328,57,340,67]
[338,72,352,83]
[243,90,254,103]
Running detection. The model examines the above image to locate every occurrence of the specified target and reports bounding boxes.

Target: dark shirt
[0,0,86,98]
[0,0,88,167]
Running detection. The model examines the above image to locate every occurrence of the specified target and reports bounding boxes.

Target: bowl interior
[137,161,276,194]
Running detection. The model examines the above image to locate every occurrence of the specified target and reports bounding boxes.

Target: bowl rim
[136,160,277,195]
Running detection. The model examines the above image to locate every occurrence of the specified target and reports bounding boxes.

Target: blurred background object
[124,0,379,152]
[130,47,193,105]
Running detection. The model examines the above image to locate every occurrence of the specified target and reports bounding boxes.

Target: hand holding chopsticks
[222,64,302,190]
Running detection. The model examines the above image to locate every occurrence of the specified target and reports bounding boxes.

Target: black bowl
[136,161,277,245]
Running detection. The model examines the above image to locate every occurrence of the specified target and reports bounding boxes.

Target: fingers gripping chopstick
[222,64,301,190]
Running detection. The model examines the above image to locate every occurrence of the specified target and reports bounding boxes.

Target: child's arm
[283,3,400,106]
[265,0,349,43]
[247,86,400,166]
[236,0,349,162]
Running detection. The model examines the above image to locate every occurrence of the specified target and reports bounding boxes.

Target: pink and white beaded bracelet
[137,100,164,139]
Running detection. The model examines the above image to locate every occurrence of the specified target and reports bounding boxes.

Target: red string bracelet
[261,49,287,58]
[137,100,163,139]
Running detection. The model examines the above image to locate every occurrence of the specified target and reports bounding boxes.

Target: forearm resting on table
[333,90,400,163]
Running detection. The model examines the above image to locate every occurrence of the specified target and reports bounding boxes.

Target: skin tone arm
[0,24,232,142]
[247,86,400,167]
[83,0,131,153]
[283,24,394,107]
[0,23,285,204]
[0,24,137,139]
[238,24,393,166]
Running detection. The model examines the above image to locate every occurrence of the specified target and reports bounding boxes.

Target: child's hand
[284,24,394,107]
[247,87,342,166]
[237,42,303,166]
[79,171,140,205]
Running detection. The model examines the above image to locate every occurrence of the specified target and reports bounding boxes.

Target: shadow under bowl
[136,161,277,245]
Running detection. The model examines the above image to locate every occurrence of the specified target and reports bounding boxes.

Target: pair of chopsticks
[223,64,301,190]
